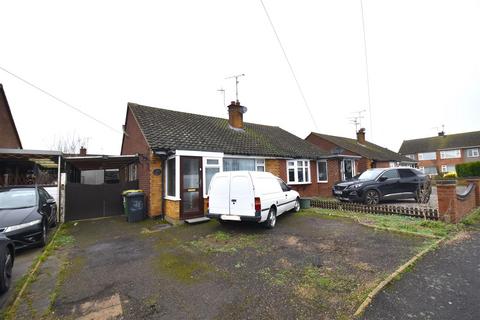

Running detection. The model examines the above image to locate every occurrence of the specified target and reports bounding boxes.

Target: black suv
[332,167,431,205]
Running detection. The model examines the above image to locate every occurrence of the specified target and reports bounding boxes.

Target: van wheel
[293,198,301,212]
[264,207,276,229]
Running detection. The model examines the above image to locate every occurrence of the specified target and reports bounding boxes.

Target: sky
[1,0,479,155]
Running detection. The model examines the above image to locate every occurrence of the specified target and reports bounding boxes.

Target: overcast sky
[1,0,479,155]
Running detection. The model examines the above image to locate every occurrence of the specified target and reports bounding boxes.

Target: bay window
[287,160,311,184]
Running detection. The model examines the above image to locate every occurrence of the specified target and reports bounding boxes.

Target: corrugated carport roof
[0,148,62,168]
[65,155,138,170]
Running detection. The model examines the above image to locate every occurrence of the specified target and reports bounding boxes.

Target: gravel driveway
[46,212,432,319]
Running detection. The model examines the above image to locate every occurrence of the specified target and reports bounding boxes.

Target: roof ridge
[128,102,282,130]
[403,130,480,142]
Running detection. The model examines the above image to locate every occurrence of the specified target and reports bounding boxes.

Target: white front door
[342,159,355,181]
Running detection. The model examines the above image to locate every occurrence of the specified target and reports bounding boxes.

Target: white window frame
[441,165,448,173]
[418,152,437,161]
[256,159,265,172]
[466,148,479,158]
[128,163,137,181]
[316,160,328,183]
[164,155,180,200]
[286,160,311,184]
[203,157,222,198]
[406,154,416,160]
[440,149,461,159]
[341,159,356,181]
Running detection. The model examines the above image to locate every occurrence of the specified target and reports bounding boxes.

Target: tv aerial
[225,73,245,102]
[348,109,366,132]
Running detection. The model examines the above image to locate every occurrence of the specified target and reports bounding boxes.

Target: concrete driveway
[35,211,435,320]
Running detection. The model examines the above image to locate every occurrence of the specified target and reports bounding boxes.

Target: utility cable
[259,0,319,130]
[360,0,373,138]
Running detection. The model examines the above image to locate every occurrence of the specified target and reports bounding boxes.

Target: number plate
[334,190,343,195]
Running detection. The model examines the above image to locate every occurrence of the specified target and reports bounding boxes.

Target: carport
[64,154,139,221]
[0,148,63,219]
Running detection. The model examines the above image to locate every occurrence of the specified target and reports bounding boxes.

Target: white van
[207,171,300,228]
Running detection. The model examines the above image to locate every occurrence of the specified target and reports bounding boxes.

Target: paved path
[362,230,480,320]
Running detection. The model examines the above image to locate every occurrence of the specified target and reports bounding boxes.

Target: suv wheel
[264,207,277,229]
[364,190,380,205]
[0,248,13,294]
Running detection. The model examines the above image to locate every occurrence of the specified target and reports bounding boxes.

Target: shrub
[456,161,480,178]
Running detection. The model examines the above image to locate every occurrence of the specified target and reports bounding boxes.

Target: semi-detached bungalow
[120,101,354,221]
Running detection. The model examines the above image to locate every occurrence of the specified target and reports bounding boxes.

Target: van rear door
[208,172,230,215]
[230,172,255,217]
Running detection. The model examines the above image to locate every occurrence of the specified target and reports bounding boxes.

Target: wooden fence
[310,199,439,220]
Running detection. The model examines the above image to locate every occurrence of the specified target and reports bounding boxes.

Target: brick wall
[121,107,156,215]
[0,86,22,149]
[149,154,162,217]
[165,199,180,220]
[373,161,391,168]
[437,179,480,223]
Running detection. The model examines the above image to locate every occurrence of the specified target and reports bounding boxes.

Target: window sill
[164,196,181,201]
[317,180,329,184]
[287,182,311,185]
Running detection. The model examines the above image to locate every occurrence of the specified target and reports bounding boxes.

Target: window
[256,159,265,172]
[287,160,311,184]
[418,152,436,161]
[399,169,416,178]
[278,179,290,192]
[380,169,399,179]
[104,169,120,184]
[389,162,397,168]
[440,149,461,159]
[166,158,176,197]
[422,167,438,175]
[317,160,328,182]
[205,158,221,195]
[466,148,479,158]
[441,164,456,173]
[341,159,355,181]
[405,154,416,160]
[223,158,264,172]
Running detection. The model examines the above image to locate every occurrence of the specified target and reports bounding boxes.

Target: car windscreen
[357,169,384,181]
[0,189,37,209]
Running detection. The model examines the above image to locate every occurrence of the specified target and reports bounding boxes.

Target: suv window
[380,169,399,180]
[399,169,416,178]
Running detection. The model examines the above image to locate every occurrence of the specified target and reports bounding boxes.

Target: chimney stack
[356,128,366,144]
[227,100,246,129]
[438,131,445,137]
[79,146,87,156]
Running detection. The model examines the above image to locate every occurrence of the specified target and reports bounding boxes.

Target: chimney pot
[79,146,87,156]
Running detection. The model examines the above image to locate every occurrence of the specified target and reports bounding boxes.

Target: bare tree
[50,132,90,155]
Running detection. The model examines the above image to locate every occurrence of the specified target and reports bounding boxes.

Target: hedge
[456,161,480,178]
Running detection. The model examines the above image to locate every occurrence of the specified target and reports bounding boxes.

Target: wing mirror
[46,199,56,205]
[378,176,388,182]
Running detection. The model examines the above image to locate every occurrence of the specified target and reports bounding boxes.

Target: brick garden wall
[437,179,480,223]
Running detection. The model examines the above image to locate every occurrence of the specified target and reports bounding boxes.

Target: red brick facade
[0,85,22,149]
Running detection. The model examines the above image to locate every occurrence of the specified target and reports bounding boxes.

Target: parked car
[332,167,431,205]
[0,186,57,248]
[207,171,300,228]
[0,234,14,294]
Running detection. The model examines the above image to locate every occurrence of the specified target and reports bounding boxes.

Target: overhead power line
[0,65,122,134]
[259,0,319,130]
[360,0,373,138]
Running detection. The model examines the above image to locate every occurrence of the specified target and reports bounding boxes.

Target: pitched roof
[399,131,480,154]
[0,84,22,149]
[127,103,326,159]
[310,132,413,162]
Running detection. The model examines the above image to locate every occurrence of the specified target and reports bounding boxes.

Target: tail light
[254,197,261,212]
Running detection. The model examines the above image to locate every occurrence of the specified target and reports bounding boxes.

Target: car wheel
[293,198,301,212]
[364,190,380,205]
[264,207,276,229]
[0,248,13,294]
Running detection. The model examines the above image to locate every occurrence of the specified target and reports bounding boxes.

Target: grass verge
[300,208,460,238]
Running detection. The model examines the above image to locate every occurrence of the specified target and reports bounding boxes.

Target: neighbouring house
[399,130,480,176]
[121,100,335,221]
[305,128,416,193]
[0,84,22,149]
